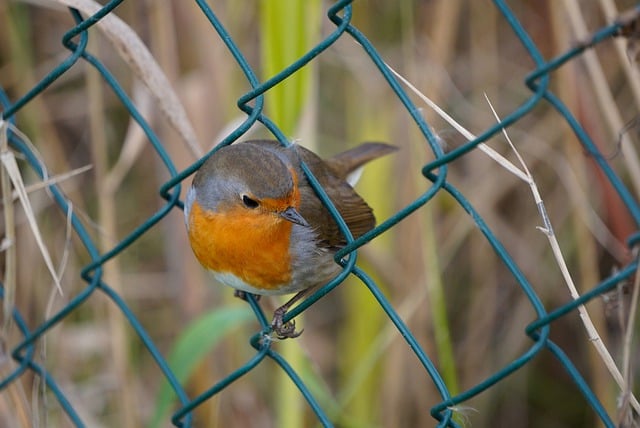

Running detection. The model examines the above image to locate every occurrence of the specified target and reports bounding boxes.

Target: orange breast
[187,200,293,291]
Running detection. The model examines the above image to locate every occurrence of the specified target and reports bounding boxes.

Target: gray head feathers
[192,142,295,211]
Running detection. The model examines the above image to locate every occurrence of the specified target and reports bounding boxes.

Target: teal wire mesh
[1,1,639,427]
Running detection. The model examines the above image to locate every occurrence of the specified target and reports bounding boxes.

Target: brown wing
[291,145,376,249]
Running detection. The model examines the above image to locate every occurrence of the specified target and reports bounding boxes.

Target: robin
[184,139,396,338]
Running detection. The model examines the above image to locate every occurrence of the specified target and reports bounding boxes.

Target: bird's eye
[241,194,259,209]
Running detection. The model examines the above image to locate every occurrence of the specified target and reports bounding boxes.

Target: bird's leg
[271,286,317,339]
[233,290,261,302]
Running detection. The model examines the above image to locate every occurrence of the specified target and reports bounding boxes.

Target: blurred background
[1,0,640,427]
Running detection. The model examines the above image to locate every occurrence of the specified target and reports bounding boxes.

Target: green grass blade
[149,306,254,428]
[260,1,320,135]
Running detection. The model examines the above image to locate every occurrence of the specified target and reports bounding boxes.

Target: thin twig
[484,95,640,416]
[10,165,92,201]
[386,63,530,183]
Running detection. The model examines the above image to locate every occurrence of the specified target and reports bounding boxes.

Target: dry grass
[0,1,639,427]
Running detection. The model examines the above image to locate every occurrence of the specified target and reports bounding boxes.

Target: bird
[184,139,396,338]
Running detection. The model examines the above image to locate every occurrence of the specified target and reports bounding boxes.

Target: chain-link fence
[1,1,640,427]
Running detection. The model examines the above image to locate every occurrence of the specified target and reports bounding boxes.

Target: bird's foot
[271,306,303,339]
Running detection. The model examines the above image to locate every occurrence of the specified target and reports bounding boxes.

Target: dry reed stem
[33,201,74,427]
[561,1,640,419]
[85,32,138,427]
[485,98,640,417]
[48,0,203,159]
[1,120,16,329]
[551,5,613,414]
[561,0,640,198]
[0,121,62,295]
[0,122,30,426]
[103,83,152,195]
[597,0,640,109]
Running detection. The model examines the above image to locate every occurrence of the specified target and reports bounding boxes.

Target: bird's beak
[280,207,310,227]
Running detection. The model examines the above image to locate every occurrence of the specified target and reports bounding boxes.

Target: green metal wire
[0,0,638,426]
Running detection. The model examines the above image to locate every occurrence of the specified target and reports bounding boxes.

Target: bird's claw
[271,307,303,339]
